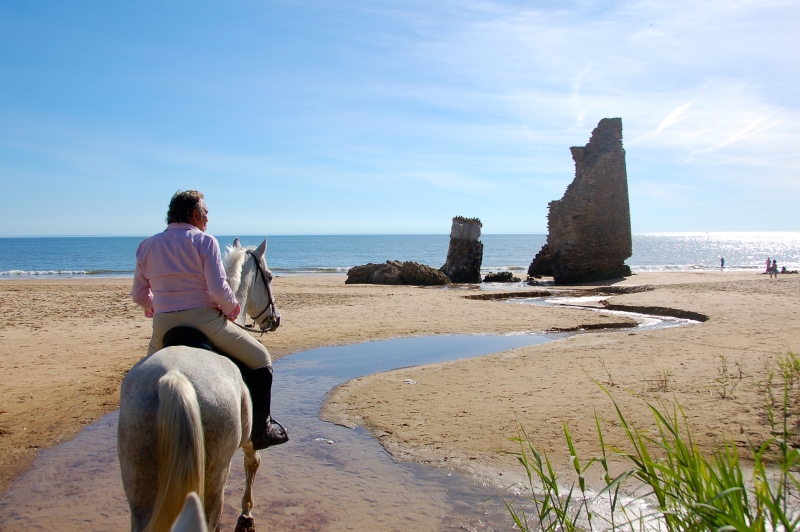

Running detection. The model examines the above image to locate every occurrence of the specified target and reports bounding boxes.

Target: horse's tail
[144,370,206,532]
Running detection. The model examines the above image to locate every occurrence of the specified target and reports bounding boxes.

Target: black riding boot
[247,366,288,450]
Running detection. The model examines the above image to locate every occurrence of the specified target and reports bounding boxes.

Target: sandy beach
[323,271,800,489]
[0,271,798,494]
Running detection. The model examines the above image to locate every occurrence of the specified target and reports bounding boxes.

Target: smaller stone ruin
[441,217,483,283]
[345,216,484,286]
[529,118,632,284]
[345,260,450,286]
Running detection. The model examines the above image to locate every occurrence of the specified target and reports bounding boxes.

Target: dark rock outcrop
[483,271,521,283]
[529,118,632,284]
[345,261,451,286]
[346,261,402,285]
[400,261,452,285]
[441,217,483,283]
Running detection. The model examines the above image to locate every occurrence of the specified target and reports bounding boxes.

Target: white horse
[118,238,280,532]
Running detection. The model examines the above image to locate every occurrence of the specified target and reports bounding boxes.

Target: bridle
[231,251,278,335]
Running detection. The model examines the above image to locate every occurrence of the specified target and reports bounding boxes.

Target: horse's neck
[229,263,254,326]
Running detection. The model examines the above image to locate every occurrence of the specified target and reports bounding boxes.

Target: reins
[229,251,277,336]
[230,316,263,334]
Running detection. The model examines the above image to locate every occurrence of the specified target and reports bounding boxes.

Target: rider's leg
[149,308,226,356]
[146,333,160,355]
[182,307,273,366]
[177,307,288,449]
[152,307,271,366]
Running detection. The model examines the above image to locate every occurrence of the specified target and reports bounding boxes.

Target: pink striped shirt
[131,223,238,316]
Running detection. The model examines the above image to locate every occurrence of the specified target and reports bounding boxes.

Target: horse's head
[226,237,281,332]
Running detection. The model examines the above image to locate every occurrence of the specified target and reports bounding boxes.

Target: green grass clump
[505,351,800,532]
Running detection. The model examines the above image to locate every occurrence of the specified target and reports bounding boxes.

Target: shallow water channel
[0,334,560,532]
[509,294,700,331]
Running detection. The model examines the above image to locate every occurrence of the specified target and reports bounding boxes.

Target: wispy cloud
[625,100,695,145]
[657,102,694,134]
[569,64,593,128]
[683,109,785,161]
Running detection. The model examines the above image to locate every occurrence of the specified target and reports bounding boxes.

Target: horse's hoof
[234,515,256,532]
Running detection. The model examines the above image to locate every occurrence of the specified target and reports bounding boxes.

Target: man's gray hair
[166,190,205,224]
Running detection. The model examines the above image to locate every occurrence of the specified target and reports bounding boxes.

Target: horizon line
[2,231,800,239]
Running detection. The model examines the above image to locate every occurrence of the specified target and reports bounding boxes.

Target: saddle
[162,326,250,378]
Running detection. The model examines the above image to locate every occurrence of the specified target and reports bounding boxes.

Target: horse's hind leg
[235,443,261,532]
[204,460,233,532]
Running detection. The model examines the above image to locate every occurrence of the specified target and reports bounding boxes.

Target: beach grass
[504,351,800,532]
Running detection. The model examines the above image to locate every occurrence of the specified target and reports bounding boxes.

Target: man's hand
[226,304,241,321]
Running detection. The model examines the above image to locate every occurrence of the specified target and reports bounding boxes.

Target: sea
[1,233,799,279]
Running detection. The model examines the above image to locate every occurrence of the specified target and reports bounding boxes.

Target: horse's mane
[224,245,252,294]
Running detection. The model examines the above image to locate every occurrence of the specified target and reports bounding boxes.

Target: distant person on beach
[766,258,771,273]
[720,258,724,270]
[769,259,778,279]
[131,190,288,449]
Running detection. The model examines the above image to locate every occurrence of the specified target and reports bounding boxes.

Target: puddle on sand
[0,334,556,531]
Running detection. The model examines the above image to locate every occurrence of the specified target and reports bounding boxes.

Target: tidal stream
[0,334,556,531]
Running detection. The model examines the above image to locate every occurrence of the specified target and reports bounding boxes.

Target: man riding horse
[131,190,287,450]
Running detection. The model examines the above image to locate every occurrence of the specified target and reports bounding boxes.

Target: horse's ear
[254,238,266,259]
[170,492,208,532]
[232,237,242,249]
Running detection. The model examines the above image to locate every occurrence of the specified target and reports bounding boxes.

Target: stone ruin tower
[529,118,632,284]
[442,216,483,283]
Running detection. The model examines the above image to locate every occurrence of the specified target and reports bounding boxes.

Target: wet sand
[0,275,629,492]
[322,272,800,489]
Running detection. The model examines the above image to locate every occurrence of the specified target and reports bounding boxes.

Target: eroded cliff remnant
[441,217,483,283]
[345,261,451,285]
[529,118,632,284]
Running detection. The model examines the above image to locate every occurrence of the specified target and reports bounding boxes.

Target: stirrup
[252,417,288,450]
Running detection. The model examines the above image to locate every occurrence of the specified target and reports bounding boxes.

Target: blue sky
[1,0,797,236]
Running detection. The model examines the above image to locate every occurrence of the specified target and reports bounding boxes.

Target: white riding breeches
[147,306,272,370]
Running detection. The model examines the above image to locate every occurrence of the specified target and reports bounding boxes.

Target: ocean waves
[1,269,90,277]
[1,233,798,280]
[270,266,351,276]
[0,269,134,278]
